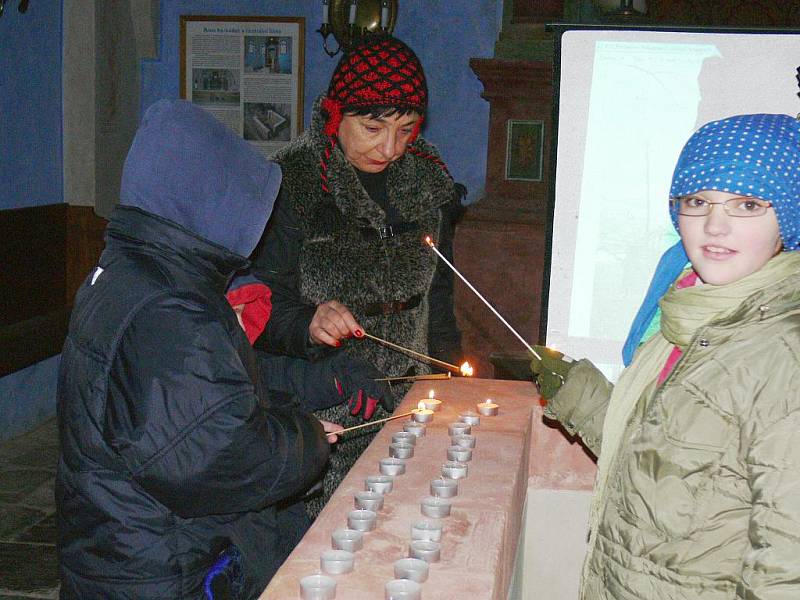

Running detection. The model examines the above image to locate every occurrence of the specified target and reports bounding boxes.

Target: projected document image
[548,29,800,381]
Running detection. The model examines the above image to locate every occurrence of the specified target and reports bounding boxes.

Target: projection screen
[545,27,800,381]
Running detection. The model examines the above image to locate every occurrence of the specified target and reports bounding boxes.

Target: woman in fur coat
[250,34,464,516]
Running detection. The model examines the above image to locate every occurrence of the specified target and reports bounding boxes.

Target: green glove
[529,345,575,401]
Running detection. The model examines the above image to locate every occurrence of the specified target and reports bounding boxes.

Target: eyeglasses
[671,196,773,218]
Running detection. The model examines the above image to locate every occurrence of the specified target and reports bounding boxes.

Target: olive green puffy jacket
[545,271,800,599]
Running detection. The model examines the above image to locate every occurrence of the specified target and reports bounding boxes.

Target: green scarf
[581,251,800,592]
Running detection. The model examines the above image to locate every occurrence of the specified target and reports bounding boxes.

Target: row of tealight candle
[298,391,500,600]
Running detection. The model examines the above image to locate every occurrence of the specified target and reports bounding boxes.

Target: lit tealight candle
[389,442,414,459]
[420,496,451,518]
[320,549,355,575]
[354,490,384,512]
[447,445,472,463]
[331,528,363,552]
[442,460,468,479]
[394,557,429,583]
[422,389,442,412]
[459,411,481,426]
[403,421,426,437]
[477,398,499,416]
[409,539,441,563]
[347,508,377,532]
[300,574,336,600]
[412,400,434,423]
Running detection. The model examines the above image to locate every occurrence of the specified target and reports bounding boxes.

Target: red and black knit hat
[321,34,428,139]
[319,35,449,192]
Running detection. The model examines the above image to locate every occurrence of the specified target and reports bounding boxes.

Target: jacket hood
[119,99,281,257]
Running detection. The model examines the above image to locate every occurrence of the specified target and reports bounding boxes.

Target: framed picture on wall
[180,15,304,157]
[505,119,544,181]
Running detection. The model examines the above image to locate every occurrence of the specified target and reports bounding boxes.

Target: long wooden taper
[326,410,415,437]
[361,332,461,374]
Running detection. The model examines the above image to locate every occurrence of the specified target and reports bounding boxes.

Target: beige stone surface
[260,378,536,600]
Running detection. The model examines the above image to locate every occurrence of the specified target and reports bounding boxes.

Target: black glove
[529,345,575,401]
[330,353,395,420]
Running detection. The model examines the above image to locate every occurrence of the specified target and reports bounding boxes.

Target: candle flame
[428,389,435,399]
[460,361,474,377]
[424,236,434,247]
[417,400,426,411]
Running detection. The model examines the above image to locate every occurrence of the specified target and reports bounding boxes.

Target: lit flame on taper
[460,362,474,377]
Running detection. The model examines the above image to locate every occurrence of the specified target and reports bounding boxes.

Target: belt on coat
[359,221,420,241]
[362,294,422,316]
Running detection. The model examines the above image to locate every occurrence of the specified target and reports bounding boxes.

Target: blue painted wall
[0,0,63,209]
[0,1,63,441]
[141,0,500,202]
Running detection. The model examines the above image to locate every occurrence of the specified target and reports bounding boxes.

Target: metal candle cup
[420,496,451,518]
[411,519,443,542]
[477,400,499,416]
[385,578,422,600]
[299,574,337,600]
[412,407,433,423]
[392,431,417,446]
[447,445,473,462]
[365,475,394,494]
[409,539,441,563]
[442,461,468,479]
[430,478,458,498]
[422,390,442,412]
[379,457,407,476]
[355,490,384,512]
[320,549,355,575]
[331,528,363,552]
[393,557,429,583]
[403,421,426,437]
[389,442,414,459]
[451,433,476,448]
[347,509,377,532]
[459,411,481,426]
[448,422,471,436]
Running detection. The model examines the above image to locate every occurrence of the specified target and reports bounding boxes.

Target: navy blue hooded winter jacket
[56,100,330,599]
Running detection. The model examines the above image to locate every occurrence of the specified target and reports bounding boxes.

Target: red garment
[226,283,272,345]
[656,270,699,385]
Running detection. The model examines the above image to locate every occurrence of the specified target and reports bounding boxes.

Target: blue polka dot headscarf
[669,113,800,250]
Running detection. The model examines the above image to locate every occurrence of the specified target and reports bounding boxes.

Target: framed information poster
[180,15,304,156]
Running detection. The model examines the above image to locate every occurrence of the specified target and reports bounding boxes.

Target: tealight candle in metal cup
[447,445,473,462]
[477,399,499,416]
[299,574,337,600]
[347,509,377,532]
[385,578,422,600]
[430,477,458,498]
[320,549,355,575]
[365,474,394,494]
[442,460,468,480]
[392,431,417,446]
[420,495,451,518]
[412,403,434,423]
[389,442,414,459]
[355,490,384,512]
[394,557,429,583]
[379,457,407,476]
[410,519,443,542]
[459,410,481,426]
[331,528,363,552]
[403,421,426,437]
[451,433,476,448]
[448,422,471,437]
[422,389,442,412]
[409,539,441,563]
